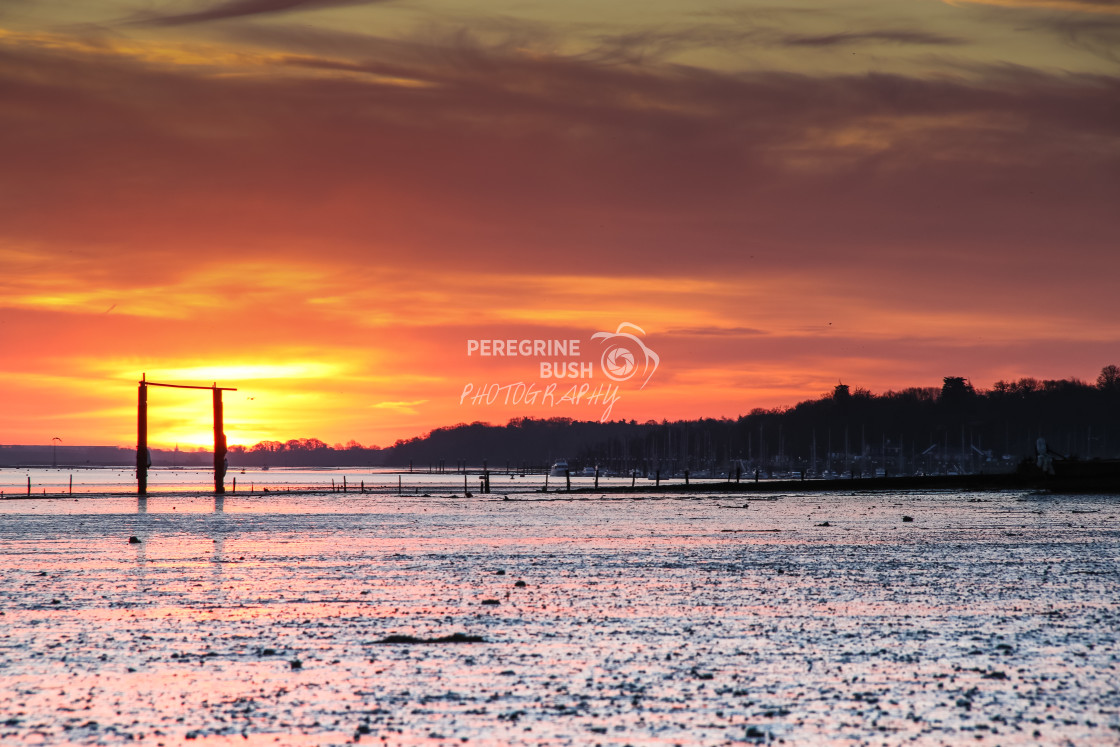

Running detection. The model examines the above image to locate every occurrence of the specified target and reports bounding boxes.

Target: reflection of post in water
[211,494,228,600]
[132,498,149,593]
[133,533,146,563]
[210,521,228,604]
[212,533,225,567]
[212,494,226,591]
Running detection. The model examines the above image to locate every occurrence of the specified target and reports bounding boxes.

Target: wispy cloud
[1025,16,1120,61]
[781,30,965,47]
[665,327,769,337]
[131,0,391,27]
[372,400,428,414]
[588,24,964,64]
[946,0,1120,14]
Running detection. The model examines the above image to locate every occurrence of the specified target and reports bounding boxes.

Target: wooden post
[565,469,570,492]
[594,466,599,489]
[138,377,148,495]
[212,386,226,494]
[69,474,73,494]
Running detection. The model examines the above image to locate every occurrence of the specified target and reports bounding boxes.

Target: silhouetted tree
[1098,365,1120,391]
[940,376,975,403]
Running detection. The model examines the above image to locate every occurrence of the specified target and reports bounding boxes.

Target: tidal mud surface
[1,491,1117,745]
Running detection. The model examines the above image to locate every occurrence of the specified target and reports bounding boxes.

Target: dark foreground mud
[1,490,1117,745]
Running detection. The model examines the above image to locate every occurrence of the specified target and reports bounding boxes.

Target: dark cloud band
[132,0,389,27]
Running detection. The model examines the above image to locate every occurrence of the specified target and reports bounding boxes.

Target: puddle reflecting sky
[1,491,1117,745]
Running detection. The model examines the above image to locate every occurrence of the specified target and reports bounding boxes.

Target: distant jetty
[573,463,1120,495]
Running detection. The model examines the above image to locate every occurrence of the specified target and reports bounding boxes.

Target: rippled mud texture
[1,491,1118,745]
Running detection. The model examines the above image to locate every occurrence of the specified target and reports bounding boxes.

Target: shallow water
[1,490,1117,745]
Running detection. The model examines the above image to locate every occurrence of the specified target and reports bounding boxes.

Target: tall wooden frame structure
[137,374,238,494]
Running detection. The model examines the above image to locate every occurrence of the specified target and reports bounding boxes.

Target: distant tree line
[228,438,379,468]
[559,366,1120,477]
[228,365,1120,477]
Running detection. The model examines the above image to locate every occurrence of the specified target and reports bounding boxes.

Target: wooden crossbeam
[146,381,238,391]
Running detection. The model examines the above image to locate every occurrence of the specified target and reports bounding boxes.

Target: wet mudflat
[0,490,1117,745]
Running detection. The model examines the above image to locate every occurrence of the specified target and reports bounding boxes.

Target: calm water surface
[0,490,1117,745]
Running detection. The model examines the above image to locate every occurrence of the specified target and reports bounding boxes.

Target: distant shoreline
[5,469,1120,499]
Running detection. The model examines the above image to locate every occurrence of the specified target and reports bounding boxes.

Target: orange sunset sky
[1,0,1118,449]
